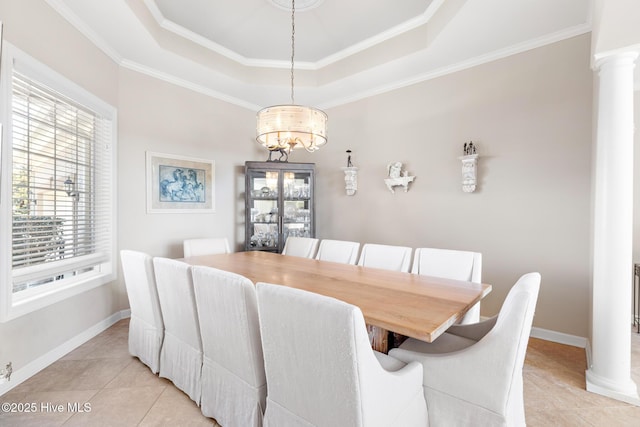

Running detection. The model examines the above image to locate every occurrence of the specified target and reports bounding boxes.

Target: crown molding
[44,0,594,110]
[318,23,592,109]
[143,0,446,71]
[45,0,123,64]
[120,59,262,111]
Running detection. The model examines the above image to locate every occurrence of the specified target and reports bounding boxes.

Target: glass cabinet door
[246,169,280,251]
[245,162,315,252]
[282,170,313,243]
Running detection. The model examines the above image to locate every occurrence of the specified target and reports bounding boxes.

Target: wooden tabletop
[182,251,492,344]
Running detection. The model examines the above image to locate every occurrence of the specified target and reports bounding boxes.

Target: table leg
[392,332,408,348]
[367,325,389,353]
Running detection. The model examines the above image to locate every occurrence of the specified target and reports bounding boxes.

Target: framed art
[146,151,215,213]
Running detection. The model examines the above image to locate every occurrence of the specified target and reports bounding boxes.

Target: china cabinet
[244,161,315,252]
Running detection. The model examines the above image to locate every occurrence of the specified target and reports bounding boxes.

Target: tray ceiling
[46,0,592,110]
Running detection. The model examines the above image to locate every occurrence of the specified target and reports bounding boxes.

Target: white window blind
[11,70,113,293]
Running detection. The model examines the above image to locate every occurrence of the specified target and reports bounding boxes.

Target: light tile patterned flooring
[1,318,640,426]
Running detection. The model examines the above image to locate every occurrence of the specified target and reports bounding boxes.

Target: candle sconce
[459,142,478,193]
[342,149,358,196]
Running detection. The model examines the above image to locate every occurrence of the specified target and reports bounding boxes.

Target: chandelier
[256,0,328,155]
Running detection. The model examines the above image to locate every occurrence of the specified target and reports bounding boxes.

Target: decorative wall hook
[384,161,415,193]
[459,142,479,193]
[342,149,358,196]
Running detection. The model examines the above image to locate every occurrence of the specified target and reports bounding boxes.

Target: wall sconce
[342,150,358,196]
[64,176,79,200]
[459,142,479,193]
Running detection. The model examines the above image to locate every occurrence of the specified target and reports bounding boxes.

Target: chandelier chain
[255,0,327,155]
[290,0,295,104]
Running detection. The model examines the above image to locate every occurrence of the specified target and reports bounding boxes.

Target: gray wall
[296,34,594,337]
[115,68,260,308]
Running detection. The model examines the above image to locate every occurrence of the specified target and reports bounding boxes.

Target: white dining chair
[120,250,164,374]
[315,239,360,264]
[357,243,413,272]
[281,236,319,258]
[183,237,231,257]
[256,282,428,427]
[389,272,541,427]
[192,266,266,427]
[153,257,203,404]
[412,247,482,324]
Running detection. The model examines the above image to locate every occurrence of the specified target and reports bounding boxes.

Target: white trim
[314,0,446,70]
[44,0,590,110]
[0,310,130,397]
[7,273,114,321]
[319,23,592,110]
[44,0,123,64]
[143,0,446,70]
[530,326,588,348]
[0,43,118,322]
[118,23,592,112]
[119,60,261,111]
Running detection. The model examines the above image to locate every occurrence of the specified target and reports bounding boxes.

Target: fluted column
[587,51,639,403]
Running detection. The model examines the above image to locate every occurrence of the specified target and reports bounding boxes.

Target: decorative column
[587,51,640,403]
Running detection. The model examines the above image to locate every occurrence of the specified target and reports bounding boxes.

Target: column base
[586,369,640,406]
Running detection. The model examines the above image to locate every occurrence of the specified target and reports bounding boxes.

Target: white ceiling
[46,0,592,110]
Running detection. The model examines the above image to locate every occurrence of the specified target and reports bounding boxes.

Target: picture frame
[146,151,215,213]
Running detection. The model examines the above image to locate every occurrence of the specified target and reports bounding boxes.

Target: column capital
[594,50,639,70]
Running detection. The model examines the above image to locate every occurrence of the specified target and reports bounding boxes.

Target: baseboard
[478,315,588,348]
[530,326,588,348]
[0,309,131,397]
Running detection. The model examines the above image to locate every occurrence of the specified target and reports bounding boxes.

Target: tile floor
[524,332,640,426]
[1,318,640,426]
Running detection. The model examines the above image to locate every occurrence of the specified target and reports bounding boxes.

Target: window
[0,43,117,321]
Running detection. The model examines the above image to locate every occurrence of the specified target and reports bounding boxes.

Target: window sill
[0,269,115,322]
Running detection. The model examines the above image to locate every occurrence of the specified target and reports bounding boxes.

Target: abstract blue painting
[147,152,215,213]
[159,166,205,202]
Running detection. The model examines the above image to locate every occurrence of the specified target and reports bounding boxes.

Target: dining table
[182,251,492,353]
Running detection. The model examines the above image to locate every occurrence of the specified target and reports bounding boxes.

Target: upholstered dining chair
[256,282,428,427]
[281,236,319,258]
[412,247,483,324]
[357,243,413,272]
[183,237,231,257]
[153,257,203,404]
[120,250,164,374]
[192,266,266,427]
[315,239,361,264]
[389,272,541,427]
